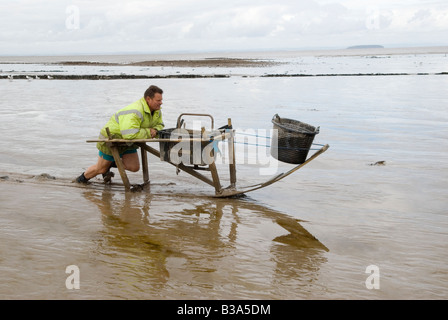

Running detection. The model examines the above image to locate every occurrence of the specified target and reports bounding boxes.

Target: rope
[235,131,271,139]
[231,131,323,151]
[234,141,321,151]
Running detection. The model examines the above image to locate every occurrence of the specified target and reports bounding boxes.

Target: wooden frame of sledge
[86,114,329,197]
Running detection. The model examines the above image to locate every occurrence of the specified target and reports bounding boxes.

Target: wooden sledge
[213,143,329,198]
[86,114,329,197]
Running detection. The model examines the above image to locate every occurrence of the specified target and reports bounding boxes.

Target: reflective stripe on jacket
[96,97,164,156]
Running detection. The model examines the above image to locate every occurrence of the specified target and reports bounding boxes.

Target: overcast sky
[0,0,447,55]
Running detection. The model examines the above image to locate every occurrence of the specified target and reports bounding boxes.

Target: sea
[0,46,447,300]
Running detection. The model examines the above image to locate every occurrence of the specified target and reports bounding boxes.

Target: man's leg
[122,151,140,172]
[77,156,113,183]
[76,151,139,184]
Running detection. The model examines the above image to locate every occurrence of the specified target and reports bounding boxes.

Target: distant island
[347,45,384,49]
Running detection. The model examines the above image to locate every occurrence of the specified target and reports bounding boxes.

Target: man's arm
[119,113,152,139]
[152,111,164,132]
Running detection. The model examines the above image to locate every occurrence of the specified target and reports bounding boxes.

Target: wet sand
[0,171,329,300]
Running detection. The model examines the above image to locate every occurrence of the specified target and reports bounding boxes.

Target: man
[76,85,164,184]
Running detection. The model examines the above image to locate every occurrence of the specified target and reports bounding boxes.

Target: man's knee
[122,152,140,172]
[123,158,140,172]
[126,163,140,172]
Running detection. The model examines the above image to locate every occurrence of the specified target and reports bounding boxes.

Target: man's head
[144,85,163,112]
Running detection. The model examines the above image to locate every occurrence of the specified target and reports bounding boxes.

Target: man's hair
[144,85,163,98]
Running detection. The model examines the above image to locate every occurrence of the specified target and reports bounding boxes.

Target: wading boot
[75,172,89,184]
[102,169,115,184]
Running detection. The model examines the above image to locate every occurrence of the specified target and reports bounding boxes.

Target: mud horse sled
[87,113,330,197]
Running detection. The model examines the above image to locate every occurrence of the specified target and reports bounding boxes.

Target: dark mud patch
[56,58,279,68]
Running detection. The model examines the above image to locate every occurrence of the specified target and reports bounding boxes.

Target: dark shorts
[99,149,137,162]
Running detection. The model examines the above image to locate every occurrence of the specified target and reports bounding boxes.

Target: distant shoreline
[0,45,447,64]
[2,72,447,80]
[347,45,384,49]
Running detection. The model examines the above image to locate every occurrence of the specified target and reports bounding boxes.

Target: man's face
[145,93,163,112]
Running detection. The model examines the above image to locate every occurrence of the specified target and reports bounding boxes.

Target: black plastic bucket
[271,114,319,164]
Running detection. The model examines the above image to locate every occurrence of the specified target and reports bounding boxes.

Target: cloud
[0,0,447,55]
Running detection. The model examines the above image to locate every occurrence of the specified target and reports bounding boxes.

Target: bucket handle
[272,113,281,124]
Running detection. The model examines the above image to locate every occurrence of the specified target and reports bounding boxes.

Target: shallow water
[1,46,447,78]
[1,49,448,299]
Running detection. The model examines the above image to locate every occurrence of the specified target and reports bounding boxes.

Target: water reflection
[82,188,328,299]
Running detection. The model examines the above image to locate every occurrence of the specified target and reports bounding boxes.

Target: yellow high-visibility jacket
[97,97,164,155]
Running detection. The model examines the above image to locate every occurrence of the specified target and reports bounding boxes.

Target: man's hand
[150,128,158,138]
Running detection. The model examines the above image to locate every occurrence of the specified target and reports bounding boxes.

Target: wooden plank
[139,143,216,187]
[208,162,222,194]
[213,144,330,198]
[106,127,131,191]
[87,138,203,143]
[109,146,131,191]
[139,143,149,184]
[227,118,236,188]
[86,133,232,144]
